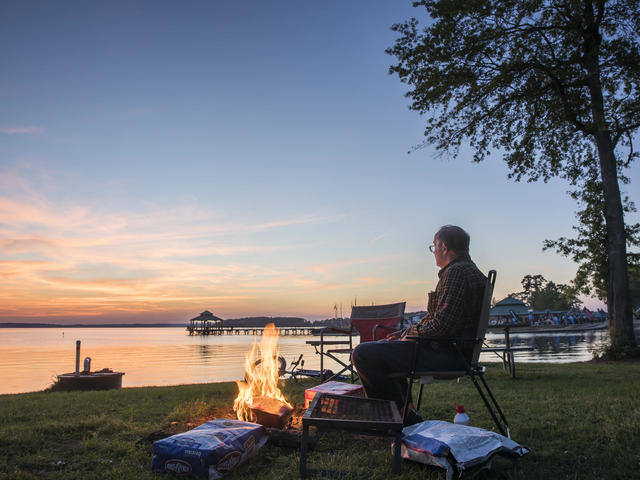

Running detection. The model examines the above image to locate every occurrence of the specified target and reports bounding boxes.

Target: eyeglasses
[428,244,435,253]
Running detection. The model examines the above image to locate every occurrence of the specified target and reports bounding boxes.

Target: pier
[187,310,321,336]
[186,325,320,336]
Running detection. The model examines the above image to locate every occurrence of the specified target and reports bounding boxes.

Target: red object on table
[304,381,364,408]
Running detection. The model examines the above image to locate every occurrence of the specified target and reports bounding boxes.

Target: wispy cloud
[404,280,427,285]
[0,236,58,254]
[355,276,385,285]
[1,169,435,322]
[0,171,356,320]
[251,214,345,232]
[0,125,44,134]
[308,255,403,276]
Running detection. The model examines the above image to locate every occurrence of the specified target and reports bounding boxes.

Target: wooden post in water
[75,340,81,376]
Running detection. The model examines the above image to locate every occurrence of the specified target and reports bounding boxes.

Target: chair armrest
[404,335,458,343]
[373,323,401,340]
[404,336,481,351]
[375,324,399,332]
[405,335,481,342]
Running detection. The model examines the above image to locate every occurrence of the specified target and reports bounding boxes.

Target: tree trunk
[582,3,636,352]
[593,131,636,351]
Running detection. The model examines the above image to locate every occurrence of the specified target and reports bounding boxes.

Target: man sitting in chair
[352,225,486,425]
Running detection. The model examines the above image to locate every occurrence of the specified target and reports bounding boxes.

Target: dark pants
[352,340,467,412]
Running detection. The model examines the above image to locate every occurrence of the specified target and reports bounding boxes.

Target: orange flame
[234,323,292,421]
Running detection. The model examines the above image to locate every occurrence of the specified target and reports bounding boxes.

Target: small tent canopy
[489,296,529,317]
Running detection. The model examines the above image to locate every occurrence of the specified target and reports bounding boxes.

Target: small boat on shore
[56,340,124,391]
[57,369,124,391]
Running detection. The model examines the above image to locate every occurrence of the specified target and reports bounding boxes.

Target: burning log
[250,397,293,429]
[234,323,294,426]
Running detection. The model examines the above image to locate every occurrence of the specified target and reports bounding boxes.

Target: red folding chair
[308,302,406,383]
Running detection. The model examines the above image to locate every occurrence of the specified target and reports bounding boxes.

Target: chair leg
[393,432,402,474]
[324,365,358,384]
[402,377,414,424]
[468,372,510,438]
[349,334,355,383]
[416,383,424,412]
[403,340,422,424]
[300,424,309,477]
[509,354,516,379]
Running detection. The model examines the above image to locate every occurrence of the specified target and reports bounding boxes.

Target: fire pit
[56,340,124,391]
[234,324,294,429]
[300,393,403,477]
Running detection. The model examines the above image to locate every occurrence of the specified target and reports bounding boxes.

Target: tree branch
[613,122,640,149]
[509,59,593,135]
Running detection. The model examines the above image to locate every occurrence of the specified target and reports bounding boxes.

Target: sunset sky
[1,1,637,324]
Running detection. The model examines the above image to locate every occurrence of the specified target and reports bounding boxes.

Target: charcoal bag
[152,419,267,479]
[395,420,529,479]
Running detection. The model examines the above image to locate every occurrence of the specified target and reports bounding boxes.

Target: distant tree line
[509,274,580,311]
[221,316,351,328]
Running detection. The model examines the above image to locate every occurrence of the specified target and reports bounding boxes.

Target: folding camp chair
[398,270,511,438]
[307,302,406,383]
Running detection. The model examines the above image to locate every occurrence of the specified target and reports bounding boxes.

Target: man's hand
[399,325,419,341]
[384,329,405,341]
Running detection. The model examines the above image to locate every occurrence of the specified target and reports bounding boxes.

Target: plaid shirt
[407,254,486,339]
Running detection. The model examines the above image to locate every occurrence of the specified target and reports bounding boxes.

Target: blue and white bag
[396,420,529,479]
[152,419,268,479]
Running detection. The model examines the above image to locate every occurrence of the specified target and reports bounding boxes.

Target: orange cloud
[0,171,415,322]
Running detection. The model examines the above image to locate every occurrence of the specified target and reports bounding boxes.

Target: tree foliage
[510,274,580,310]
[543,163,640,300]
[387,0,640,355]
[388,0,640,179]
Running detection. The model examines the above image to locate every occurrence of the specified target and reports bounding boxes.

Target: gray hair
[435,225,470,254]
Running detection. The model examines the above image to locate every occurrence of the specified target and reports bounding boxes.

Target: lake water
[0,327,609,395]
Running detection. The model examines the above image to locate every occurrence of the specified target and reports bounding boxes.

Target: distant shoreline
[0,323,186,328]
[0,316,345,329]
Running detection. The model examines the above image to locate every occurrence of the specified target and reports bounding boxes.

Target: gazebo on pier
[187,310,223,335]
[489,296,530,326]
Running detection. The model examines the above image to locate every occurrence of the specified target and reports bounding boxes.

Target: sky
[1,1,637,324]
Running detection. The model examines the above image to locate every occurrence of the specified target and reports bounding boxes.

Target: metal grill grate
[311,394,398,423]
[300,393,404,476]
[303,393,403,435]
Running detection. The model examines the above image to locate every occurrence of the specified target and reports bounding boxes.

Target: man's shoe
[403,409,424,426]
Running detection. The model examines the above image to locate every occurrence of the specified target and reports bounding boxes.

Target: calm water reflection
[0,327,609,395]
[482,329,609,363]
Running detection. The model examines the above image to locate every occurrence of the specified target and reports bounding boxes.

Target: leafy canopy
[387,0,640,184]
[510,274,580,310]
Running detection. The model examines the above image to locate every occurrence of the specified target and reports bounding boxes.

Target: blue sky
[1,1,636,323]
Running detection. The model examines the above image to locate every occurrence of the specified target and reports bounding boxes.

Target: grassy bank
[1,362,639,479]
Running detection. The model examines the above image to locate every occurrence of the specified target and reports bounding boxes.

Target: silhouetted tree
[388,0,640,355]
[511,274,579,310]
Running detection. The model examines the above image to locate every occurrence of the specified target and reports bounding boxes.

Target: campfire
[234,323,293,429]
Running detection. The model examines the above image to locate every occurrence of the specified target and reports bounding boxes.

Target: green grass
[1,362,639,479]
